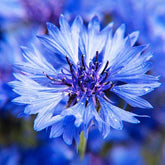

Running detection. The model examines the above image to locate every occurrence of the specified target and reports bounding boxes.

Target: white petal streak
[34,113,63,131]
[80,16,109,65]
[113,83,160,96]
[16,46,56,76]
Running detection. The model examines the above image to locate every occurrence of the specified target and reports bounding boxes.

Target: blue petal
[127,31,139,46]
[100,100,123,130]
[111,74,159,84]
[108,104,141,124]
[88,16,100,32]
[34,113,63,131]
[112,82,161,96]
[50,120,64,138]
[103,24,127,67]
[63,116,82,145]
[112,89,153,109]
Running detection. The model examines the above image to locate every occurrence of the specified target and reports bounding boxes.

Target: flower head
[10,15,160,145]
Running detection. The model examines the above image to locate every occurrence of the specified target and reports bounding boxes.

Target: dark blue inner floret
[44,51,113,110]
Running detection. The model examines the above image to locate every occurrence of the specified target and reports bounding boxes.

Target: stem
[78,131,87,159]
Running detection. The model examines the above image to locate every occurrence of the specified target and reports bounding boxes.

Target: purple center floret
[44,51,113,110]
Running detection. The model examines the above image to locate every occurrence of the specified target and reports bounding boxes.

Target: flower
[10,15,160,145]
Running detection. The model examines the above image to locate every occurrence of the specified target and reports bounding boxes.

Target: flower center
[44,51,113,109]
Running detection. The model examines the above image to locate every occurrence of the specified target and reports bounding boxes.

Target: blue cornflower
[10,15,160,145]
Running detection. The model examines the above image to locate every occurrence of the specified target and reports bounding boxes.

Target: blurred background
[0,0,165,164]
